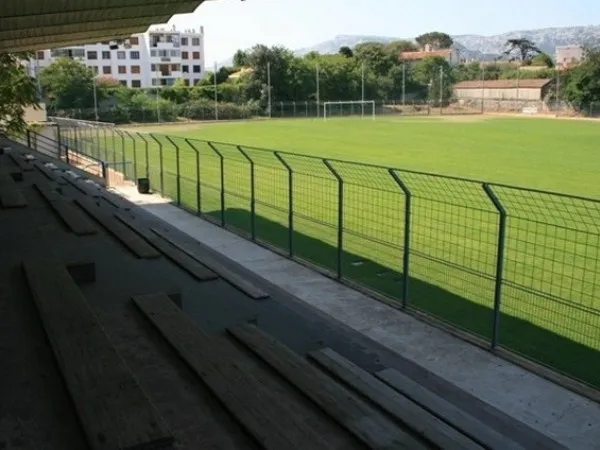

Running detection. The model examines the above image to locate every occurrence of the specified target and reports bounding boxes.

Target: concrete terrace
[0,132,596,449]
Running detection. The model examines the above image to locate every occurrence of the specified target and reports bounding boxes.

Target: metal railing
[49,119,600,390]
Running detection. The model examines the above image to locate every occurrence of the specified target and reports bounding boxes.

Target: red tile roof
[453,79,553,89]
[400,49,453,61]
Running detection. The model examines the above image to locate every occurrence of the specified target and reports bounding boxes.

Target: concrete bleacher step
[308,348,484,450]
[34,183,98,236]
[115,214,218,282]
[228,323,429,450]
[75,198,160,259]
[133,293,354,450]
[150,227,269,300]
[23,259,173,450]
[0,173,27,208]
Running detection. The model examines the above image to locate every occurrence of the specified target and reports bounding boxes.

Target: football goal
[323,100,375,121]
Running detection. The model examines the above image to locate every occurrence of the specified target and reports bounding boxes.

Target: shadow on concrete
[190,205,600,390]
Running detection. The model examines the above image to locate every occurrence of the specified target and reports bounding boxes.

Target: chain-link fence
[45,117,600,390]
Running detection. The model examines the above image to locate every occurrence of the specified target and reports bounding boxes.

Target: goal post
[323,100,376,121]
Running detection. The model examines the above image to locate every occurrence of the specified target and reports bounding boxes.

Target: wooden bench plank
[308,348,484,450]
[64,175,101,197]
[151,228,268,299]
[375,368,525,450]
[115,215,217,281]
[34,162,67,185]
[133,293,338,450]
[34,183,98,236]
[228,323,427,450]
[23,260,173,450]
[75,198,160,259]
[0,173,27,208]
[9,152,33,171]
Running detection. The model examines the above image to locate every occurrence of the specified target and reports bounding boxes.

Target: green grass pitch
[71,116,600,388]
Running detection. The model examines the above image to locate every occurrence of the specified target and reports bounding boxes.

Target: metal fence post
[165,136,181,206]
[207,142,225,226]
[389,169,412,308]
[26,129,31,147]
[149,134,164,195]
[185,139,201,215]
[102,128,108,162]
[274,151,294,257]
[324,159,344,280]
[124,131,137,181]
[56,124,63,160]
[119,131,126,177]
[483,183,507,349]
[237,145,256,240]
[111,129,117,166]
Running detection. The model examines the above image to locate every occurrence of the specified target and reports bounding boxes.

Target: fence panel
[492,184,600,386]
[396,171,499,340]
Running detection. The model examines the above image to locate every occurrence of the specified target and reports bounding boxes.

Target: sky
[167,0,600,63]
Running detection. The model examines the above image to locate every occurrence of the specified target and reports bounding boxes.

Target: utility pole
[481,65,485,113]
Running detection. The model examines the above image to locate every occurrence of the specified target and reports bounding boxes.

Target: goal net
[323,100,375,121]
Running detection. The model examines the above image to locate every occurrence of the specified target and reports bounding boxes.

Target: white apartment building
[555,45,585,70]
[27,25,206,88]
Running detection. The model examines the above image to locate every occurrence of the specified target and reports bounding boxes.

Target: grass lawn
[70,116,600,388]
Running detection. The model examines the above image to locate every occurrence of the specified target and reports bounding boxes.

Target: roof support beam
[0,2,198,31]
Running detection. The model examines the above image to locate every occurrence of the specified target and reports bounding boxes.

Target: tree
[339,46,354,58]
[0,53,38,134]
[39,57,95,109]
[531,53,554,68]
[415,32,453,50]
[563,49,600,107]
[353,42,395,76]
[412,56,454,104]
[233,49,249,67]
[503,38,541,63]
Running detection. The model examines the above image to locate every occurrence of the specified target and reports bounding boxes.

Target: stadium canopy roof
[0,0,210,53]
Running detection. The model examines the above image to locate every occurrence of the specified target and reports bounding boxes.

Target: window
[182,65,189,73]
[171,64,179,71]
[130,36,139,45]
[103,66,111,74]
[192,37,200,46]
[130,51,140,60]
[193,65,201,73]
[181,37,188,46]
[117,51,126,60]
[36,51,45,60]
[192,52,200,59]
[119,80,127,86]
[158,50,168,58]
[151,50,157,57]
[182,51,189,59]
[87,51,98,60]
[183,79,189,86]
[131,65,141,74]
[118,66,127,74]
[171,50,180,57]
[90,66,99,75]
[131,80,141,88]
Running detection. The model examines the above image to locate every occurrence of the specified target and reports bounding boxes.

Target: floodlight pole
[267,61,272,119]
[402,62,406,105]
[214,61,219,121]
[92,75,99,121]
[316,63,320,118]
[361,62,365,118]
[439,66,444,111]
